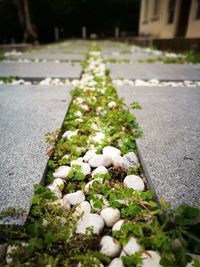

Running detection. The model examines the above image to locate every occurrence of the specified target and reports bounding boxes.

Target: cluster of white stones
[4,50,22,57]
[46,145,162,266]
[113,79,200,87]
[42,50,165,266]
[0,77,72,86]
[130,46,183,59]
[0,79,32,85]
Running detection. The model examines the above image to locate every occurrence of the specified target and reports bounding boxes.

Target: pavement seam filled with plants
[3,43,200,267]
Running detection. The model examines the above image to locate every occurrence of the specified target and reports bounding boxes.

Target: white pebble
[74,111,83,117]
[108,101,116,108]
[89,154,112,168]
[123,175,145,191]
[100,236,121,258]
[62,129,78,139]
[53,166,71,179]
[108,258,124,267]
[52,178,64,189]
[73,201,91,217]
[71,161,91,176]
[47,185,62,199]
[91,132,105,143]
[122,152,138,169]
[83,149,97,162]
[76,213,105,235]
[112,219,125,232]
[91,166,109,177]
[103,146,121,158]
[141,251,162,267]
[100,207,121,227]
[76,157,84,162]
[123,237,141,255]
[6,245,18,264]
[112,156,125,168]
[63,190,85,205]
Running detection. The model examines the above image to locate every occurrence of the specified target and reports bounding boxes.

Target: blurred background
[0,0,140,43]
[0,0,200,51]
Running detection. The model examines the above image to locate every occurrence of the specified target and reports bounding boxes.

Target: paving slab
[104,52,156,62]
[6,53,85,62]
[41,42,90,54]
[0,62,81,79]
[109,63,200,81]
[0,85,71,233]
[117,85,200,208]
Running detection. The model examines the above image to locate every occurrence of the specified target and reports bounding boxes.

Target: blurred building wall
[186,0,200,37]
[139,0,200,38]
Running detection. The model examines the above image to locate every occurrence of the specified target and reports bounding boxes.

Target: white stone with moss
[76,213,105,235]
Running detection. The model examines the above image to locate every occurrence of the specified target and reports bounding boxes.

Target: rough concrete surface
[104,52,154,62]
[117,85,200,208]
[6,53,84,61]
[109,63,200,81]
[0,62,82,79]
[0,85,71,228]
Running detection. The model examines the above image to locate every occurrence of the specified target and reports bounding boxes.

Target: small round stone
[83,149,97,162]
[103,146,121,158]
[100,236,121,258]
[89,154,112,168]
[108,101,116,108]
[141,250,162,267]
[52,178,64,189]
[76,213,105,235]
[6,245,18,264]
[112,219,125,232]
[71,161,91,176]
[123,237,141,255]
[73,201,91,217]
[62,129,78,139]
[63,190,85,205]
[53,166,71,179]
[91,166,108,177]
[123,175,145,191]
[108,258,124,267]
[122,152,138,169]
[47,185,62,199]
[100,207,121,227]
[112,156,125,168]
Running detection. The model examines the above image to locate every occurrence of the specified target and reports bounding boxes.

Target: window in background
[194,0,200,19]
[143,0,149,21]
[168,0,176,24]
[153,0,160,17]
